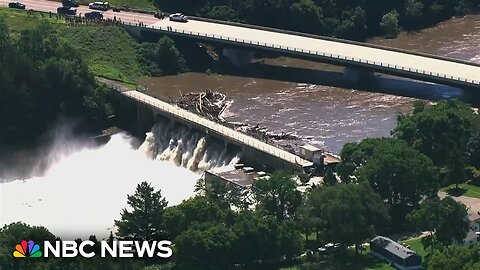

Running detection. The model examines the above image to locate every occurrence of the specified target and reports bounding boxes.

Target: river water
[142,14,480,154]
[1,15,478,238]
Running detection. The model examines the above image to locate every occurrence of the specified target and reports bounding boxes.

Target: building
[456,204,480,247]
[370,236,422,270]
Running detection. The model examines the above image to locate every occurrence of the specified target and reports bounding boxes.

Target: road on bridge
[2,0,479,87]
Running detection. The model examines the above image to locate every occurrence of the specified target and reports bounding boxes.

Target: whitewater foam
[0,121,240,239]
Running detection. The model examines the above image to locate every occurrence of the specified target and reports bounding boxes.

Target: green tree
[252,171,302,221]
[393,100,479,167]
[357,138,439,223]
[289,0,323,33]
[428,245,480,270]
[404,0,424,29]
[307,183,389,253]
[0,222,56,270]
[162,196,229,239]
[467,131,480,169]
[232,213,303,264]
[207,5,238,21]
[115,181,168,241]
[323,168,337,186]
[337,138,379,183]
[380,10,400,37]
[408,197,469,247]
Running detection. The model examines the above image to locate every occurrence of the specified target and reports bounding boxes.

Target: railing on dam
[118,89,314,169]
[122,22,480,88]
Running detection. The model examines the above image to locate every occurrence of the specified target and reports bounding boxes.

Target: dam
[109,84,319,173]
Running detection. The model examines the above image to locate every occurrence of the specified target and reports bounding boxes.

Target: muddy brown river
[142,15,480,154]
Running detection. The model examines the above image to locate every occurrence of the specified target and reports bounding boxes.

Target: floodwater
[142,15,480,154]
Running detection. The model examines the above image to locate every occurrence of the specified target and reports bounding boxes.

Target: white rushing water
[0,121,240,239]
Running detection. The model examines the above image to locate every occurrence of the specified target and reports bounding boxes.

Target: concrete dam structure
[111,87,315,172]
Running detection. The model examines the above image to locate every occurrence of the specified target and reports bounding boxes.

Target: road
[1,0,479,86]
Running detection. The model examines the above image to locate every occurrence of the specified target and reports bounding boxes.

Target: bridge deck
[120,89,314,169]
[135,19,479,88]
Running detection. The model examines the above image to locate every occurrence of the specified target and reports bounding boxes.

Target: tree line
[154,0,478,39]
[0,16,112,144]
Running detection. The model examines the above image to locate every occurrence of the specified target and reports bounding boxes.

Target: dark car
[8,2,26,9]
[57,6,77,16]
[85,11,103,20]
[62,0,79,7]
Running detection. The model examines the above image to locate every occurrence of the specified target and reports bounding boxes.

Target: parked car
[57,6,76,16]
[88,2,109,11]
[62,0,79,7]
[318,243,342,255]
[8,2,26,9]
[169,13,188,22]
[85,11,103,20]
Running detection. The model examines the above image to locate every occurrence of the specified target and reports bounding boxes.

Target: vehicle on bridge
[89,1,109,11]
[62,0,79,7]
[8,2,25,9]
[169,13,188,22]
[85,11,103,20]
[57,6,76,16]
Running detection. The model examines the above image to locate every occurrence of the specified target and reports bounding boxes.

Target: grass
[1,8,148,84]
[441,183,480,199]
[58,26,146,83]
[0,8,64,36]
[402,236,427,258]
[79,0,157,10]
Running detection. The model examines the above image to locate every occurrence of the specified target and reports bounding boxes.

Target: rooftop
[371,236,419,260]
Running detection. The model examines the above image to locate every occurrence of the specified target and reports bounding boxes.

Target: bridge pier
[343,67,374,85]
[222,48,254,67]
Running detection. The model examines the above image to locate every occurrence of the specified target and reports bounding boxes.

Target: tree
[289,0,323,33]
[393,100,479,167]
[115,181,168,241]
[467,131,480,169]
[357,138,439,223]
[408,197,469,247]
[380,10,400,37]
[405,0,423,28]
[428,245,480,270]
[162,196,230,239]
[307,183,389,253]
[0,222,56,269]
[252,171,302,221]
[232,213,303,264]
[207,5,238,21]
[323,168,337,186]
[153,36,186,75]
[337,138,380,183]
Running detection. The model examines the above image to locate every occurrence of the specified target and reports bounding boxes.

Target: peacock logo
[13,240,43,258]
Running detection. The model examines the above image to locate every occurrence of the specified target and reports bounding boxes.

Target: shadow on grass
[445,187,467,197]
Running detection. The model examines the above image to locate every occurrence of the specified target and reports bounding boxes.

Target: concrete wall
[113,92,304,172]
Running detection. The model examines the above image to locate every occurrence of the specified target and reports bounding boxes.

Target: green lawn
[0,8,64,36]
[58,26,146,83]
[402,237,427,258]
[441,183,480,199]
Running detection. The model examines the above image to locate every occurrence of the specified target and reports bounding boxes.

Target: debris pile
[175,90,229,121]
[175,90,306,154]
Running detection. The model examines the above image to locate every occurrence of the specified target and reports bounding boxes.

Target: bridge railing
[119,89,312,168]
[122,22,480,87]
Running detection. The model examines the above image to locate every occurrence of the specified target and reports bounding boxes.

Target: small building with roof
[370,236,422,270]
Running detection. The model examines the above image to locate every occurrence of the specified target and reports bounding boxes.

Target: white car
[89,1,109,11]
[169,13,188,22]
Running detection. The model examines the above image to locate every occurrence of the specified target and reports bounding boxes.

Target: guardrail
[187,15,480,68]
[118,89,313,168]
[122,22,480,87]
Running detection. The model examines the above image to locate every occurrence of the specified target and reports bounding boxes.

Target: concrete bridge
[111,86,314,172]
[123,19,480,91]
